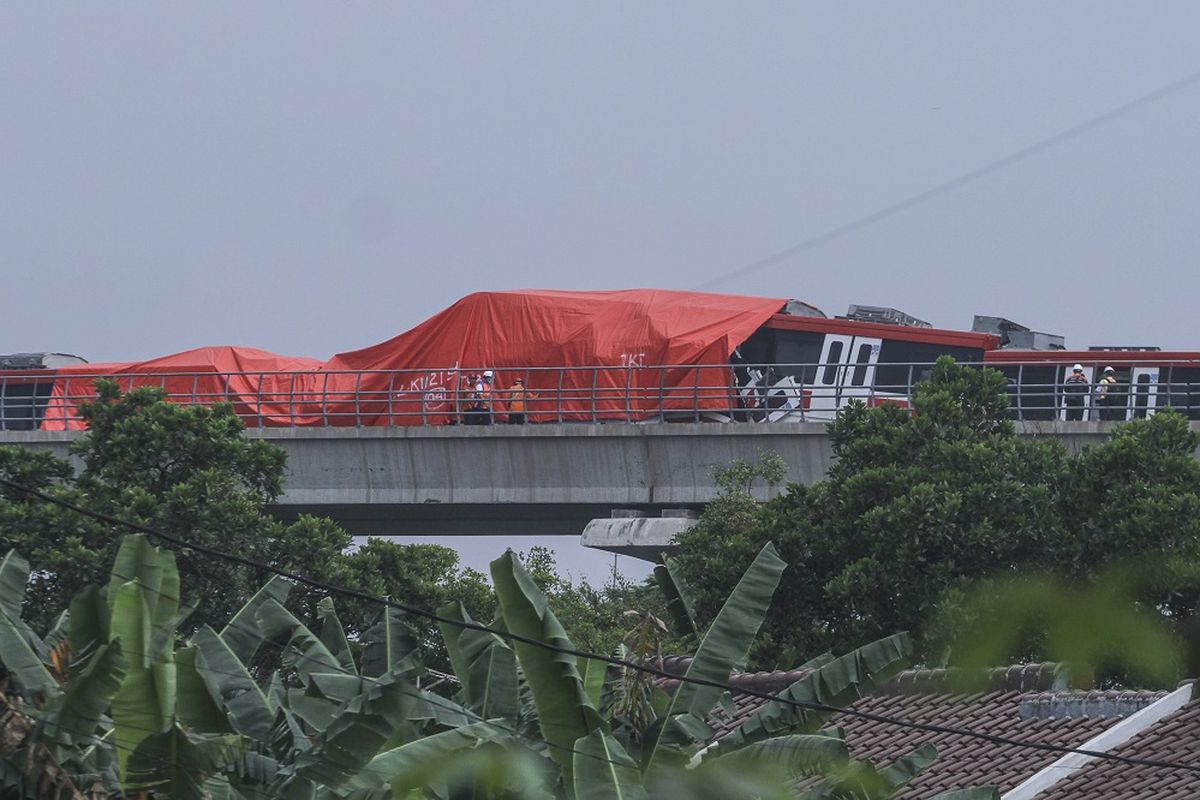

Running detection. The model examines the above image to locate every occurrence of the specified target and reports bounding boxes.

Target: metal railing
[0,361,1197,430]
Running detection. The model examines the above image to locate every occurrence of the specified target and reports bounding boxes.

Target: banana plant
[0,536,245,799]
[360,544,940,800]
[0,534,1004,800]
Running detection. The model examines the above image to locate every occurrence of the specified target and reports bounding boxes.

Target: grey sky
[5,3,1199,363]
[4,4,1199,580]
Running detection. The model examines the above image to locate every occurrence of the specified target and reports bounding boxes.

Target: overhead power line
[3,475,1199,776]
[698,66,1200,289]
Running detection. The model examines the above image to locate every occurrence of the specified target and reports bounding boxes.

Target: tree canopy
[0,381,493,640]
[673,358,1200,669]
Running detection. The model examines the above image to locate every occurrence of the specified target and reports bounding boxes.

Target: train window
[0,381,54,431]
[874,341,985,393]
[1159,367,1200,421]
[1016,366,1057,421]
[822,341,844,385]
[850,343,872,386]
[736,328,774,365]
[771,331,823,384]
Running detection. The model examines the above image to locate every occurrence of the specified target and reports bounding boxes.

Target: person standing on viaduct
[505,377,535,424]
[1063,364,1089,421]
[462,371,494,425]
[1095,366,1122,421]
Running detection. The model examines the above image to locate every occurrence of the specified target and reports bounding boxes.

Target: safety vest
[509,386,529,413]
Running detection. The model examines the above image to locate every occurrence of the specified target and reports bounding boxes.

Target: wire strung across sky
[698,66,1200,290]
[2,475,1199,777]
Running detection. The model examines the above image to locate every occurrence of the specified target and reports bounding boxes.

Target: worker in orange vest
[505,377,536,424]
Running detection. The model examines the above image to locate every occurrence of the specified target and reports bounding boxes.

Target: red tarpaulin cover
[34,290,788,428]
[39,346,323,430]
[323,289,787,425]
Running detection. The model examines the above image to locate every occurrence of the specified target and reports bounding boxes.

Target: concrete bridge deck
[3,422,1195,538]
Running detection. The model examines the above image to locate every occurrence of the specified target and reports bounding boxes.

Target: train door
[1059,365,1094,422]
[841,337,883,405]
[1130,366,1159,420]
[808,334,883,419]
[808,334,853,418]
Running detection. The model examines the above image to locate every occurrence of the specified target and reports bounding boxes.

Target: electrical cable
[27,567,640,778]
[697,66,1200,289]
[3,475,1199,777]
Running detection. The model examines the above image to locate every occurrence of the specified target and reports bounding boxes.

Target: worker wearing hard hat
[465,370,495,425]
[1095,366,1121,422]
[504,376,540,425]
[1063,364,1089,421]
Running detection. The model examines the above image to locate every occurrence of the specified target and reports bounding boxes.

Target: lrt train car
[0,353,88,431]
[729,314,997,422]
[729,313,1200,424]
[983,350,1200,422]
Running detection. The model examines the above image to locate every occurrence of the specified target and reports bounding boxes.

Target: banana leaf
[295,674,415,788]
[42,609,70,654]
[652,558,699,641]
[344,720,513,793]
[307,672,377,703]
[124,724,246,800]
[286,688,342,731]
[643,542,785,772]
[192,625,275,743]
[878,743,938,793]
[439,603,520,725]
[578,656,608,711]
[806,743,938,800]
[0,604,56,696]
[717,734,848,777]
[711,632,911,755]
[110,580,173,778]
[0,552,45,661]
[362,605,418,679]
[0,551,45,657]
[572,729,648,800]
[317,597,357,675]
[46,641,126,746]
[255,599,342,686]
[490,551,602,788]
[403,686,479,730]
[438,601,479,698]
[107,534,175,629]
[176,645,231,734]
[220,575,291,664]
[69,584,110,660]
[0,551,29,623]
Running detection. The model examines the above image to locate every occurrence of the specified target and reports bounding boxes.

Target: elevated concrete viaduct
[3,423,1197,545]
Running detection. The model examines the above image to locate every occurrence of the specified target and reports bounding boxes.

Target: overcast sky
[5,3,1199,363]
[5,4,1199,579]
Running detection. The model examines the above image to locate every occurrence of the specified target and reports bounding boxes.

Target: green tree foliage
[0,381,491,643]
[674,358,1200,668]
[519,545,674,658]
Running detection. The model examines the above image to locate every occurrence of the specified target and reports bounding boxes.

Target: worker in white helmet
[464,370,495,425]
[1063,364,1089,421]
[1095,366,1121,422]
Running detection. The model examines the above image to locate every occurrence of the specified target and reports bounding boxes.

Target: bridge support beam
[2,422,1197,539]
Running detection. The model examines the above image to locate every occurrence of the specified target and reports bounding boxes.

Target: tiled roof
[700,662,1168,798]
[1036,695,1200,799]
